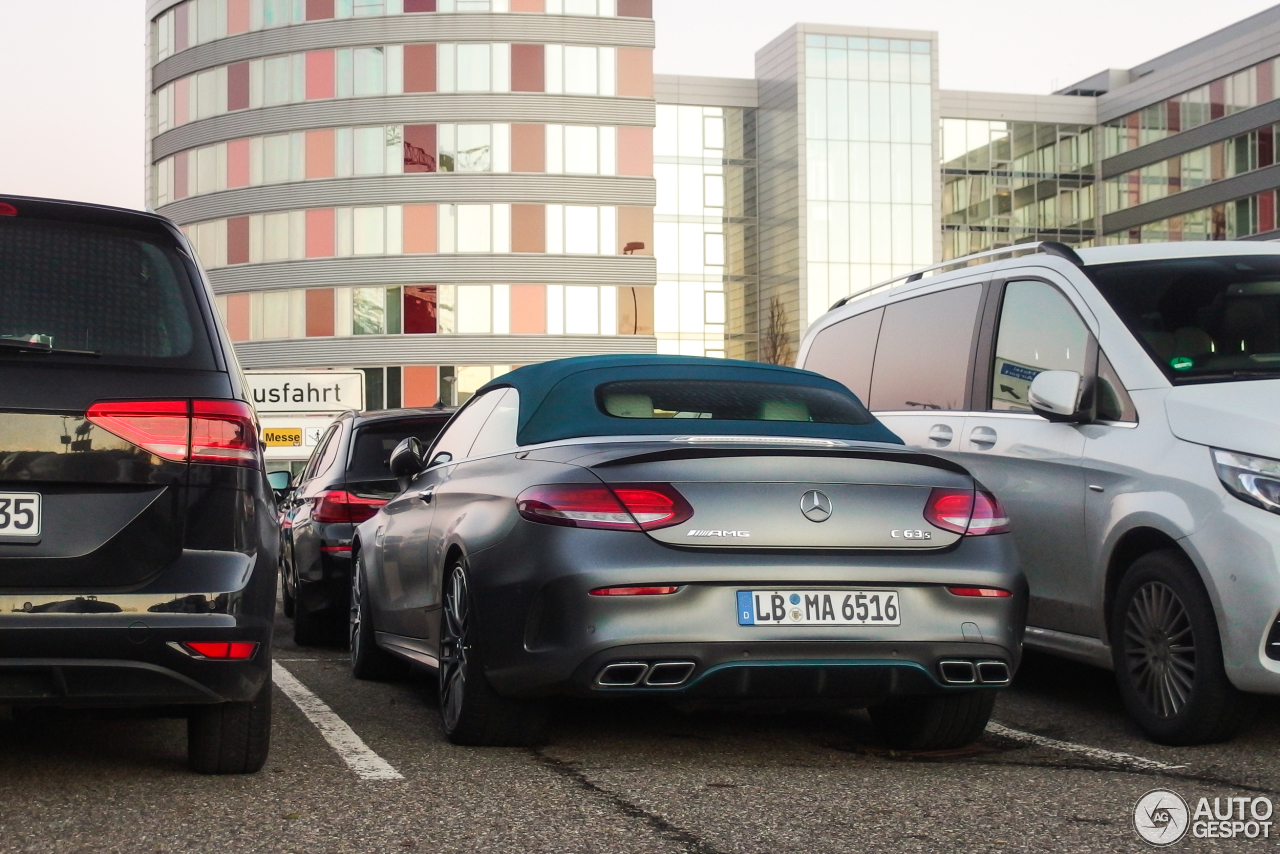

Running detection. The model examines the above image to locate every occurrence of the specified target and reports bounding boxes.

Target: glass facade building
[653,103,757,359]
[940,119,1097,260]
[149,4,1280,395]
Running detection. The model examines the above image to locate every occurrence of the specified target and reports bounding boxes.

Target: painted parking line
[986,721,1185,773]
[271,661,404,781]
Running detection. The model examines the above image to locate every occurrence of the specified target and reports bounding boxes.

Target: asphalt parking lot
[1,603,1278,854]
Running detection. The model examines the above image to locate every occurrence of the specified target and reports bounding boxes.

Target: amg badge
[687,529,751,538]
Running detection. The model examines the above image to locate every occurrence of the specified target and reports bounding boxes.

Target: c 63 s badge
[687,529,751,538]
[891,529,932,539]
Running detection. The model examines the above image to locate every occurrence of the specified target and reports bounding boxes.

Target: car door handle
[969,426,998,450]
[417,489,435,503]
[927,424,954,447]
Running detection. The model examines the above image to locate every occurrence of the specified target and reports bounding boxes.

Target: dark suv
[281,408,451,645]
[0,196,277,774]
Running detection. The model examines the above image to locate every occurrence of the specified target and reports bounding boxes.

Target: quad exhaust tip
[976,660,1010,685]
[644,661,696,686]
[596,660,697,688]
[938,660,976,684]
[939,659,1010,685]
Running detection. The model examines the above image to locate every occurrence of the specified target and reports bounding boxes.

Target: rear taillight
[0,203,18,216]
[967,490,1010,535]
[611,484,694,530]
[312,490,386,524]
[516,483,693,531]
[85,400,189,461]
[191,400,258,466]
[590,586,680,596]
[183,641,258,659]
[517,484,639,530]
[923,488,1010,536]
[947,586,1012,598]
[86,399,261,468]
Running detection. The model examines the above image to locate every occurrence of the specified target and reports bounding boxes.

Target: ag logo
[1134,789,1190,846]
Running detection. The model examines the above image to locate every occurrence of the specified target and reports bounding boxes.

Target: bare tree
[761,294,793,366]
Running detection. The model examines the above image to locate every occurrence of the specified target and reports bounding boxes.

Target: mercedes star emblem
[800,490,832,522]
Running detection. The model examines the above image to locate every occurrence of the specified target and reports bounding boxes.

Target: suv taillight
[923,488,1010,536]
[312,490,387,524]
[86,399,260,469]
[516,483,693,531]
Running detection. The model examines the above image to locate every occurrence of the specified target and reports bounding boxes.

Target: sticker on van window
[1170,356,1194,371]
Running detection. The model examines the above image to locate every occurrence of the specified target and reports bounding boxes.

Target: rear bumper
[563,640,1013,699]
[467,524,1027,700]
[0,620,270,706]
[0,549,275,706]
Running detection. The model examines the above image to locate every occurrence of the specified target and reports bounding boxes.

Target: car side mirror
[389,437,425,487]
[428,451,453,468]
[267,471,291,491]
[1028,370,1085,422]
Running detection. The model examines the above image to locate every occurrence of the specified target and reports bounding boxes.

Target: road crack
[530,749,730,854]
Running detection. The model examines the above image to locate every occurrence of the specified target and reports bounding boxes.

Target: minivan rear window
[0,218,214,368]
[348,418,449,481]
[596,380,874,424]
[1088,256,1280,383]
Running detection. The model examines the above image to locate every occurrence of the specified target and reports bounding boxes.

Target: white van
[798,241,1280,745]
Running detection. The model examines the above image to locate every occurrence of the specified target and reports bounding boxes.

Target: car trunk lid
[588,444,973,550]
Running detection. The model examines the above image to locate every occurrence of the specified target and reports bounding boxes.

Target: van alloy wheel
[1122,580,1196,718]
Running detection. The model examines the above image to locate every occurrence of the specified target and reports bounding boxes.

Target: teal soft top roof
[474,355,903,446]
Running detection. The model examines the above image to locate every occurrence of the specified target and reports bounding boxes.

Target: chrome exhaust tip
[976,660,1010,685]
[597,662,649,687]
[644,661,696,687]
[938,659,977,685]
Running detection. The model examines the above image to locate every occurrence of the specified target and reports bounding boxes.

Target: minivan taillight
[191,400,258,466]
[516,483,693,531]
[86,399,260,468]
[923,488,1010,536]
[312,490,386,524]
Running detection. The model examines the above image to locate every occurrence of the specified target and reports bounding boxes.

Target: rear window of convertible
[595,380,874,424]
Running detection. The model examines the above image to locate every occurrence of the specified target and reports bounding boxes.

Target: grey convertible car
[350,356,1025,749]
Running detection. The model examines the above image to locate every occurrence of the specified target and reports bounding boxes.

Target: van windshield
[0,217,214,368]
[1087,255,1280,383]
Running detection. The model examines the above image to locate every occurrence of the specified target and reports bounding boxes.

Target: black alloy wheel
[349,552,406,680]
[437,561,548,746]
[1111,550,1256,745]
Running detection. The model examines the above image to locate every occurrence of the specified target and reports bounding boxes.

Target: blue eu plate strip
[736,590,755,626]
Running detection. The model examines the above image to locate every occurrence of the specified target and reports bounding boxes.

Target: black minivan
[0,196,277,774]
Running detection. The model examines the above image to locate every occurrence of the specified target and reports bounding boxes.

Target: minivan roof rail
[828,240,1084,310]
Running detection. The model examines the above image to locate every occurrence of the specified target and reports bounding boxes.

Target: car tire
[350,552,408,681]
[292,594,329,646]
[187,677,272,774]
[869,690,996,751]
[1110,549,1257,745]
[280,542,296,619]
[438,561,548,746]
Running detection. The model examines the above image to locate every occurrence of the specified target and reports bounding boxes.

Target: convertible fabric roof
[475,355,903,447]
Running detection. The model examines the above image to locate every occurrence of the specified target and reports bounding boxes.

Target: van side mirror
[389,437,425,484]
[1028,370,1085,422]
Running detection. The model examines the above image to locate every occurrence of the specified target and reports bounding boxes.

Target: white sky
[0,0,1275,210]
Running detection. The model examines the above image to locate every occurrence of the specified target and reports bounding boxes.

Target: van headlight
[1213,449,1280,513]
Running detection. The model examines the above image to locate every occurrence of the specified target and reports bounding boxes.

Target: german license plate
[737,589,900,626]
[0,492,41,541]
